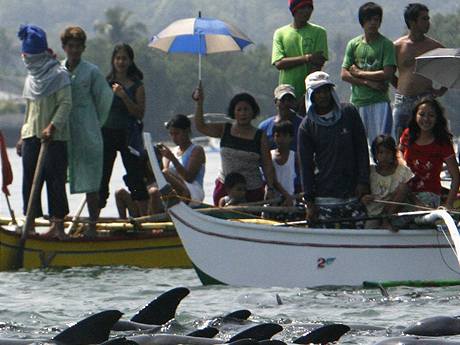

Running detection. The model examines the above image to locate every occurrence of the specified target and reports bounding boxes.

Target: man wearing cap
[298,71,370,228]
[16,24,72,239]
[272,0,328,110]
[259,84,302,152]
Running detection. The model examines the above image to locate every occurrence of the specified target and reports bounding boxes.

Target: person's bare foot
[82,221,97,238]
[43,220,67,240]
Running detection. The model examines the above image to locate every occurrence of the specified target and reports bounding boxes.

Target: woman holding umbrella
[193,83,292,206]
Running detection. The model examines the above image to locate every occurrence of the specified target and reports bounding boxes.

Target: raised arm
[112,83,145,120]
[193,82,224,138]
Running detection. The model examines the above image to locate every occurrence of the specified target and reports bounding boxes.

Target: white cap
[305,71,335,91]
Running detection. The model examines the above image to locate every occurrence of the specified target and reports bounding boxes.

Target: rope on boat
[374,199,460,215]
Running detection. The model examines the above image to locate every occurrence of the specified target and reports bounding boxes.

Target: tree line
[1,5,460,139]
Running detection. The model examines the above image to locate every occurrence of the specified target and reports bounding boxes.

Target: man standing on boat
[60,26,113,237]
[272,0,328,114]
[298,72,370,228]
[16,25,72,238]
[341,2,396,143]
[392,3,446,140]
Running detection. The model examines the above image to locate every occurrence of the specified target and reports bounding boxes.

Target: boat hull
[0,226,191,270]
[169,202,460,288]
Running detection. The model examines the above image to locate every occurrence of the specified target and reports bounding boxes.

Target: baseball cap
[274,84,296,100]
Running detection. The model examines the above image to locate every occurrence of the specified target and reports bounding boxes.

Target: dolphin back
[52,310,123,345]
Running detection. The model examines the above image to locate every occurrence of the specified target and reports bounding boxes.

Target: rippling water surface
[1,267,460,344]
[3,149,460,344]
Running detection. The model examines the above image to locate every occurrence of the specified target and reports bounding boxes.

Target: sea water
[2,148,460,345]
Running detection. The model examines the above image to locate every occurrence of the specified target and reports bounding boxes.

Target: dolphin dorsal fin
[224,310,252,321]
[53,310,123,345]
[130,287,190,325]
[293,324,350,344]
[229,323,283,342]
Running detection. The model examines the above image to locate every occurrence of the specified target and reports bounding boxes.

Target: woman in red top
[399,98,459,209]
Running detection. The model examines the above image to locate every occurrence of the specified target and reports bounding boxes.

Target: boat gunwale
[0,225,181,243]
[169,203,451,249]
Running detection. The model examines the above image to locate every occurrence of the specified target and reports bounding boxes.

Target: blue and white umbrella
[149,12,253,80]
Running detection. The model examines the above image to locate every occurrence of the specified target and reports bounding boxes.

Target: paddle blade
[187,327,220,338]
[52,310,123,345]
[224,310,252,321]
[293,324,350,344]
[130,287,190,324]
[229,323,283,342]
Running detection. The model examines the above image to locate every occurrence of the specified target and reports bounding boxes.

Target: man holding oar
[298,71,370,228]
[16,25,72,239]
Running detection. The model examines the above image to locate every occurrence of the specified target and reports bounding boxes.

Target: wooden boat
[144,133,460,288]
[0,218,192,271]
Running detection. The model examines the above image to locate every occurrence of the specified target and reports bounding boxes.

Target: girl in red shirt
[400,98,459,209]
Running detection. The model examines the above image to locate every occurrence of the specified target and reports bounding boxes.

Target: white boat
[144,133,460,288]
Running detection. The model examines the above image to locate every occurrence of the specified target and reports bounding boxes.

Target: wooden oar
[66,196,87,234]
[15,140,49,269]
[3,193,17,225]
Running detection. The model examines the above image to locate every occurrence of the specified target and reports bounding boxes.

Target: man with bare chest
[392,3,447,140]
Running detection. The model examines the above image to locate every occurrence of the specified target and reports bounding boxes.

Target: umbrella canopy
[149,13,253,79]
[415,48,460,89]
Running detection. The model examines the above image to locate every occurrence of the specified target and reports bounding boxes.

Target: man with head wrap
[298,72,370,228]
[272,0,328,113]
[16,24,72,239]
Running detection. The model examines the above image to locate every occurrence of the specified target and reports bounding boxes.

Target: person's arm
[174,146,206,183]
[341,68,387,91]
[193,82,225,138]
[445,155,460,209]
[112,83,145,119]
[297,123,317,219]
[91,66,113,126]
[349,65,395,82]
[44,86,72,140]
[274,52,327,70]
[349,105,370,198]
[259,133,276,190]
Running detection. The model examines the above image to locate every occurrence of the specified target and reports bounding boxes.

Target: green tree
[94,6,147,44]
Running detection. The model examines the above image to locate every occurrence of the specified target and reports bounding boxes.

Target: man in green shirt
[272,0,328,112]
[341,2,396,144]
[17,24,72,239]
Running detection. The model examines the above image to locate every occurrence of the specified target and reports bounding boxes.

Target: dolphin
[0,310,122,345]
[404,316,460,336]
[292,324,350,344]
[375,336,460,344]
[112,287,190,331]
[121,323,349,345]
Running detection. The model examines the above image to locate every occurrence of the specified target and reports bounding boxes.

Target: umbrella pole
[198,53,202,81]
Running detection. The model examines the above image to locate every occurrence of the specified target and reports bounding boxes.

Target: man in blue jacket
[298,71,370,228]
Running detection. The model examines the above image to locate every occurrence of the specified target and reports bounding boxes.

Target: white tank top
[271,150,296,196]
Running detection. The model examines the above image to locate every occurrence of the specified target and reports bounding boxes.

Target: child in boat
[268,120,296,205]
[399,98,459,209]
[362,134,414,229]
[218,172,247,207]
[115,147,161,219]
